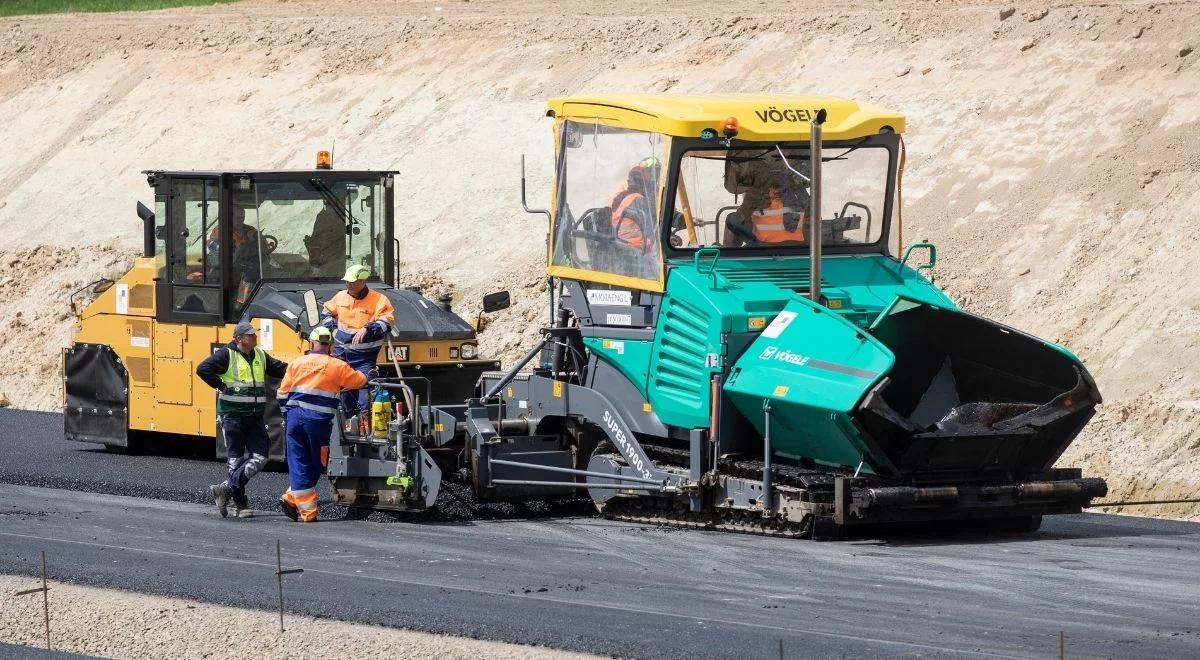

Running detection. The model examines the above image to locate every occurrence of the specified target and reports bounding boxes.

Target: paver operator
[320,265,394,416]
[276,327,368,522]
[609,157,660,251]
[196,321,288,518]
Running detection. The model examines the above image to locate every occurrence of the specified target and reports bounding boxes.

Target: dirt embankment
[1,0,1198,517]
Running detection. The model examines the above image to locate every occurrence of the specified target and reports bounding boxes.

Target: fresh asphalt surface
[2,410,1199,658]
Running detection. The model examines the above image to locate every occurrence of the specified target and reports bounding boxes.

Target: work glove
[363,321,390,342]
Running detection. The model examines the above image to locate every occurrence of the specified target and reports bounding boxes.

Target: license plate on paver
[386,345,409,361]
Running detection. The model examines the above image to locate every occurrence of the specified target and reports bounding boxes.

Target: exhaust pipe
[809,109,827,304]
[137,202,155,257]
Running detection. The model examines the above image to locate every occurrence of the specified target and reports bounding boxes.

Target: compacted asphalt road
[2,409,1199,658]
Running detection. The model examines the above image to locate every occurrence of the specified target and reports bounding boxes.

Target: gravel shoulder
[0,574,603,659]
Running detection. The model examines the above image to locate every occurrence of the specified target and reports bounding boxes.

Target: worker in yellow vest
[195,321,287,518]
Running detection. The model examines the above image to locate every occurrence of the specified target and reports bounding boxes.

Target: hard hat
[628,156,661,186]
[233,321,257,337]
[342,264,371,282]
[308,327,333,343]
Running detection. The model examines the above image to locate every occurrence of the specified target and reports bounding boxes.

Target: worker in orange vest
[200,206,263,303]
[320,265,395,417]
[723,175,808,247]
[609,157,661,251]
[276,326,368,523]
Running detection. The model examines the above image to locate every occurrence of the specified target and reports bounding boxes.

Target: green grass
[0,0,239,17]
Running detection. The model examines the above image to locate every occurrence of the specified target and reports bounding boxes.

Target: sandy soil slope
[0,0,1197,517]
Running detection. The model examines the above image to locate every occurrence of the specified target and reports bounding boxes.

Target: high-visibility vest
[610,190,649,249]
[217,347,268,416]
[322,289,395,354]
[751,192,805,244]
[276,353,368,418]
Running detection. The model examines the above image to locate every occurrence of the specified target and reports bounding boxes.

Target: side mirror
[476,290,511,334]
[482,290,511,313]
[302,289,320,327]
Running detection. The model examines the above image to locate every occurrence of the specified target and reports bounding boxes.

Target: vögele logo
[758,345,810,367]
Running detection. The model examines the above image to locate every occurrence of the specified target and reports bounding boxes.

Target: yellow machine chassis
[69,258,481,440]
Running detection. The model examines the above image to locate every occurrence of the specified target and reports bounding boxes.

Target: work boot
[233,493,253,519]
[209,483,232,518]
[279,495,299,522]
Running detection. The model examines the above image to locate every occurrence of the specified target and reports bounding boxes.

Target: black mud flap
[63,343,128,447]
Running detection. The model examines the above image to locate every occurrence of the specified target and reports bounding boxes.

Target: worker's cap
[232,321,257,337]
[342,264,371,282]
[308,326,333,344]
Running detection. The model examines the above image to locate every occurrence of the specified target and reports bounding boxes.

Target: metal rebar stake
[14,550,51,649]
[276,541,285,633]
[41,552,49,649]
[275,540,305,634]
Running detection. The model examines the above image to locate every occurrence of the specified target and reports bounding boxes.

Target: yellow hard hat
[308,327,333,343]
[342,265,371,282]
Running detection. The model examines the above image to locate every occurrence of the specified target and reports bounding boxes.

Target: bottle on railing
[371,388,392,438]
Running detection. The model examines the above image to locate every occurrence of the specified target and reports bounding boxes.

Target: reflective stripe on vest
[218,347,267,415]
[333,328,386,352]
[279,353,365,418]
[291,385,339,398]
[291,400,339,415]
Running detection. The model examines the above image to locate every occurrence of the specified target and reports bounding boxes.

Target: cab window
[551,121,665,283]
[234,178,384,305]
[167,179,222,315]
[169,180,220,285]
[672,144,890,251]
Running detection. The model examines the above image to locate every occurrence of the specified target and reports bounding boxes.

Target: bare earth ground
[0,0,1198,518]
[0,573,603,659]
